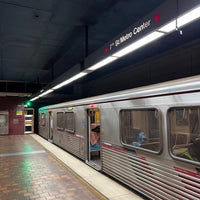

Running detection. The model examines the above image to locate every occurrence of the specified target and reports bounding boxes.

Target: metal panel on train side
[53,107,86,160]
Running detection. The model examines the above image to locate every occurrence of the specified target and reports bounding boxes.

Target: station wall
[0,97,25,135]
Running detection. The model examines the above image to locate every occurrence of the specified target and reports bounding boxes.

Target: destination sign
[85,0,200,70]
[109,19,154,52]
[111,20,151,49]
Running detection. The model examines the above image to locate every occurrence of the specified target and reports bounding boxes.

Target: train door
[48,111,53,142]
[87,108,101,170]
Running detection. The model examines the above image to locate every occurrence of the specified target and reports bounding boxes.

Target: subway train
[38,75,200,200]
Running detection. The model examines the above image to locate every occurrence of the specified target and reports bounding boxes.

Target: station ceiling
[0,0,200,105]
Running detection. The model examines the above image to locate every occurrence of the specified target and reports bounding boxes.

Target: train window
[120,108,161,153]
[40,113,46,126]
[57,112,64,131]
[65,112,75,133]
[168,107,200,163]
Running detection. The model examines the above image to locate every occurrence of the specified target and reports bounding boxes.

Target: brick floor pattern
[0,136,101,200]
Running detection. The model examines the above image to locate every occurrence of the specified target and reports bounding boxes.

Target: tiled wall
[0,97,24,135]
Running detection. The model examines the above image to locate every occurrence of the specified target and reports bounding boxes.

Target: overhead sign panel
[85,0,200,69]
[30,0,200,100]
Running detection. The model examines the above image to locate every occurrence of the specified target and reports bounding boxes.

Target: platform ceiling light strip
[88,56,118,71]
[178,5,200,28]
[159,5,200,33]
[87,31,165,67]
[52,72,88,90]
[38,89,54,97]
[30,72,88,101]
[113,31,164,58]
[89,4,200,68]
[30,4,200,101]
[30,96,39,101]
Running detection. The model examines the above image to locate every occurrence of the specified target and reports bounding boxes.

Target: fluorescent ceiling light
[88,56,118,71]
[178,5,200,28]
[39,89,54,97]
[159,5,200,33]
[158,20,176,33]
[113,4,200,58]
[30,96,39,101]
[53,72,88,90]
[113,31,164,57]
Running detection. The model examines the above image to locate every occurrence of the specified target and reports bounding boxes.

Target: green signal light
[25,101,32,107]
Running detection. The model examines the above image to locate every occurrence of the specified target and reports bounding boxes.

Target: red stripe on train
[102,143,126,153]
[174,166,200,179]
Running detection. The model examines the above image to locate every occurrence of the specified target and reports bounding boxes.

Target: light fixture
[178,5,200,28]
[52,72,88,90]
[30,96,39,101]
[158,20,176,33]
[88,56,118,71]
[113,31,164,57]
[159,5,200,33]
[113,4,200,58]
[39,89,54,97]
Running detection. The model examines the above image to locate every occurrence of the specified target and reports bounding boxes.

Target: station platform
[0,134,145,200]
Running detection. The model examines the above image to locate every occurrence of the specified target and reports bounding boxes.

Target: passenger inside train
[90,123,100,151]
[180,137,200,161]
[169,107,200,162]
[132,132,147,147]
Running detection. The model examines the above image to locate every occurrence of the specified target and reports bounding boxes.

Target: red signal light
[90,103,95,108]
[154,14,160,22]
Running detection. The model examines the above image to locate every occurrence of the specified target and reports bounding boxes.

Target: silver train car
[38,75,200,200]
